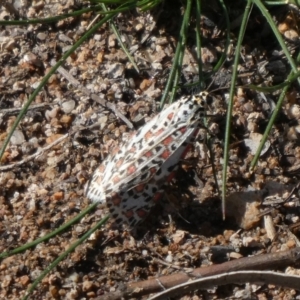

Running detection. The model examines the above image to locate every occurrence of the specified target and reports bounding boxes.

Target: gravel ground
[1,1,300,299]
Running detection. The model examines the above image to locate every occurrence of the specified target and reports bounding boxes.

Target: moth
[85,92,208,227]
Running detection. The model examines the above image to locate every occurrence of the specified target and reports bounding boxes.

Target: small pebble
[61,100,75,114]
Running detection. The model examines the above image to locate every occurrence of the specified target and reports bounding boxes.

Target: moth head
[193,91,209,107]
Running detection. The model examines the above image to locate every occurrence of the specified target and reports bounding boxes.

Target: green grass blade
[0,6,103,25]
[264,1,290,5]
[222,0,253,219]
[0,2,143,27]
[248,1,300,166]
[253,0,300,85]
[211,0,230,74]
[89,0,131,3]
[185,0,230,90]
[250,51,300,169]
[159,0,193,108]
[250,85,289,170]
[22,215,110,300]
[169,0,193,101]
[138,0,163,11]
[195,0,203,83]
[89,0,161,11]
[101,4,140,73]
[0,12,116,163]
[0,203,99,259]
[245,70,300,92]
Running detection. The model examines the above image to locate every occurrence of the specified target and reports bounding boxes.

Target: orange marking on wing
[149,167,157,174]
[180,127,187,133]
[124,210,134,218]
[167,171,176,182]
[111,193,122,206]
[154,128,164,136]
[167,112,174,120]
[135,183,145,192]
[144,130,153,141]
[161,149,171,159]
[136,209,148,218]
[127,165,136,175]
[98,164,105,173]
[162,136,173,146]
[112,175,121,184]
[96,175,103,184]
[115,158,124,168]
[153,192,162,203]
[112,146,120,155]
[129,146,136,153]
[144,151,153,158]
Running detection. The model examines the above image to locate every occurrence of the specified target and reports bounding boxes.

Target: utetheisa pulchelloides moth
[85,92,208,227]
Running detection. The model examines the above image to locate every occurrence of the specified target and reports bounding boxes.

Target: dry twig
[0,133,68,171]
[149,270,300,300]
[51,60,133,129]
[96,247,300,300]
[0,103,51,117]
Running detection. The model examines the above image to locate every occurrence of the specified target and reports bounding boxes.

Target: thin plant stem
[250,51,300,169]
[169,0,193,102]
[245,70,300,92]
[0,203,99,259]
[183,0,230,90]
[253,0,300,85]
[22,215,110,300]
[101,3,140,73]
[159,0,192,108]
[0,12,116,163]
[222,0,253,219]
[0,5,103,25]
[195,0,203,84]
